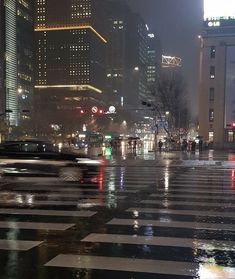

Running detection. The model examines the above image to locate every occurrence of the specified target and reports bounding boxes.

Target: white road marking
[81,233,235,251]
[0,221,74,231]
[107,218,235,231]
[0,208,96,217]
[0,239,43,251]
[45,254,198,276]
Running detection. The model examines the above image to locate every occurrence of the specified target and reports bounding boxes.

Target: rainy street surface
[1,150,235,279]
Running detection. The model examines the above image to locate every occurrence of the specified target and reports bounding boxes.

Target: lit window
[209,109,214,122]
[228,131,234,143]
[210,46,216,59]
[210,66,215,79]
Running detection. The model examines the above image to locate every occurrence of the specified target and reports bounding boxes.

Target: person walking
[158,140,163,152]
[191,140,196,152]
[199,139,203,151]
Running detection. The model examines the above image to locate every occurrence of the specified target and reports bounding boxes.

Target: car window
[0,144,22,152]
[21,143,39,152]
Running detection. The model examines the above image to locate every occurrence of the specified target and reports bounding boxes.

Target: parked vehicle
[0,140,102,182]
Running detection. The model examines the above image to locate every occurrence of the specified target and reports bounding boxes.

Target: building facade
[34,0,108,135]
[146,32,162,103]
[0,0,33,129]
[106,0,149,110]
[199,17,235,148]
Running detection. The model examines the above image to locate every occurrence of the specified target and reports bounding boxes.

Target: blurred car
[0,140,102,182]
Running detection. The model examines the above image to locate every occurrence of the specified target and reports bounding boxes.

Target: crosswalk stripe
[0,240,43,251]
[45,254,198,276]
[0,192,128,199]
[172,180,231,185]
[15,186,140,193]
[0,199,123,206]
[156,188,235,194]
[81,233,235,251]
[0,221,74,231]
[0,208,96,217]
[107,218,235,231]
[150,193,235,200]
[141,199,235,207]
[162,183,233,189]
[127,207,235,218]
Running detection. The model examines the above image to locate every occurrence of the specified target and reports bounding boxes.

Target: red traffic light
[232,123,235,128]
[80,110,85,114]
[99,109,104,114]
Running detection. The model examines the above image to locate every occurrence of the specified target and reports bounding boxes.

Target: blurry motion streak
[231,169,235,189]
[98,166,104,192]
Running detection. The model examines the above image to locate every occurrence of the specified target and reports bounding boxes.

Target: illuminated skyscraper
[106,0,149,109]
[34,0,108,133]
[0,0,33,128]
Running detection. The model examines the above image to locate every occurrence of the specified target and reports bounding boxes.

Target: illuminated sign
[204,0,235,21]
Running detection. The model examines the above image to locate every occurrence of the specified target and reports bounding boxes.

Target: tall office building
[199,1,235,148]
[34,0,108,133]
[0,2,4,116]
[146,32,162,103]
[106,0,149,110]
[0,0,33,128]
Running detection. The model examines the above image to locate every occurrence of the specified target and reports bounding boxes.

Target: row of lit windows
[38,72,47,77]
[19,0,29,9]
[38,80,46,84]
[71,30,87,35]
[71,12,91,18]
[17,9,31,21]
[36,7,45,13]
[18,73,32,82]
[113,26,124,30]
[37,0,45,6]
[107,73,123,78]
[69,70,90,74]
[37,16,45,21]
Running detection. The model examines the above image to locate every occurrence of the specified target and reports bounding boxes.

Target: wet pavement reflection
[0,150,235,278]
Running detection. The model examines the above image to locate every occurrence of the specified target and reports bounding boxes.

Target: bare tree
[156,70,190,133]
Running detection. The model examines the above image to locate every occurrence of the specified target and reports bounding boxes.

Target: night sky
[127,0,204,116]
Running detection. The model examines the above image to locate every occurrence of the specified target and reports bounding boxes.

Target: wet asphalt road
[0,150,235,279]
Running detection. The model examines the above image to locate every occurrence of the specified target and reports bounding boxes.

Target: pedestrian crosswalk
[0,163,235,278]
[0,239,43,251]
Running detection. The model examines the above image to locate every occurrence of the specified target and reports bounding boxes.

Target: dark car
[0,140,102,182]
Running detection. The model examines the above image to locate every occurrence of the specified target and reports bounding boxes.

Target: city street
[0,150,235,278]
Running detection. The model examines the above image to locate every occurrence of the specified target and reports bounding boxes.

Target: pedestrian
[158,139,163,152]
[182,139,188,151]
[199,139,203,151]
[191,140,196,152]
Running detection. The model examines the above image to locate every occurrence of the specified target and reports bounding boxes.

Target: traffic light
[80,110,85,114]
[232,123,235,128]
